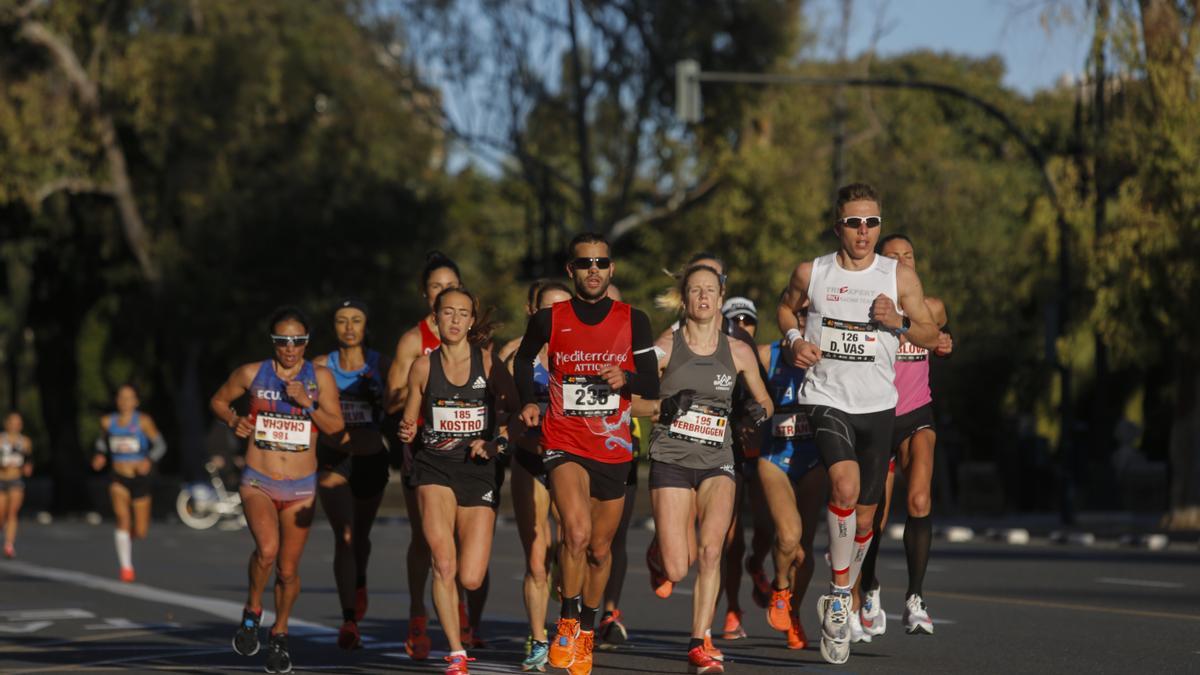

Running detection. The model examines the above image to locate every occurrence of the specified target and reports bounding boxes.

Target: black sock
[580,604,598,632]
[688,637,704,651]
[342,608,356,622]
[562,595,581,620]
[860,506,886,593]
[904,514,932,597]
[356,574,367,589]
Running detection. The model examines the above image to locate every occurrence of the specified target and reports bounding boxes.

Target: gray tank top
[650,329,737,469]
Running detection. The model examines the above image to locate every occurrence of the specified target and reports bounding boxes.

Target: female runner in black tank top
[398,287,517,675]
[632,265,772,673]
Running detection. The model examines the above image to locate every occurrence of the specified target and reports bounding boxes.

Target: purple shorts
[241,466,316,511]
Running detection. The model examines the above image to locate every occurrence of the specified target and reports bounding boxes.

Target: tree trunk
[1166,359,1200,528]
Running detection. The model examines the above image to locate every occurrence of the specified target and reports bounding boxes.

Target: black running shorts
[113,472,152,500]
[411,451,499,509]
[803,405,894,506]
[892,404,936,452]
[649,460,736,491]
[542,450,630,502]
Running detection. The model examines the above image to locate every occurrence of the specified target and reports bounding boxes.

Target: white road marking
[0,608,94,621]
[8,647,228,674]
[0,559,334,637]
[1096,577,1184,589]
[0,621,51,634]
[84,617,182,630]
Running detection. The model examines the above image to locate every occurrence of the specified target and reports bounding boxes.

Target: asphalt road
[0,516,1197,674]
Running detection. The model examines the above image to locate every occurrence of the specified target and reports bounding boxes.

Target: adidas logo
[713,373,734,390]
[720,463,735,475]
[472,376,487,389]
[481,490,494,503]
[543,450,563,460]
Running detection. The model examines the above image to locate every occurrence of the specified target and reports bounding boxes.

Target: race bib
[340,399,375,427]
[668,404,729,447]
[254,412,312,452]
[109,436,142,455]
[897,341,928,362]
[819,317,877,362]
[562,375,617,417]
[771,411,812,440]
[430,399,488,438]
[0,449,22,467]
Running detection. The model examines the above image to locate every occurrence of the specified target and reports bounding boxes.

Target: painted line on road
[929,589,1200,622]
[1095,577,1184,589]
[9,647,229,674]
[0,559,335,637]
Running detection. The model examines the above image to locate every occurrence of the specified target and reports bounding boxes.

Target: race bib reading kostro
[430,399,488,437]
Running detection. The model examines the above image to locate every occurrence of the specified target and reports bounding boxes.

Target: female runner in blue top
[210,307,344,674]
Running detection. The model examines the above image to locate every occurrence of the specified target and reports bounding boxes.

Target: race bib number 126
[820,317,877,362]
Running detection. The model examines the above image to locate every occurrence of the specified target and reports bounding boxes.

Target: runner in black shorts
[776,183,941,665]
[399,287,517,675]
[92,384,167,583]
[515,232,659,675]
[505,279,571,671]
[386,252,461,660]
[313,298,391,650]
[0,412,33,559]
[633,264,772,674]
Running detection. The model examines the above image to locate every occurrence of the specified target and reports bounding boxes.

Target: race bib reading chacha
[562,375,617,417]
[340,399,375,427]
[820,317,877,362]
[771,411,813,440]
[668,404,729,447]
[254,412,312,452]
[0,450,22,467]
[109,436,142,455]
[430,399,488,438]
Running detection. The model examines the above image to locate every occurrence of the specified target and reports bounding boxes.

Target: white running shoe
[860,586,886,637]
[903,594,934,635]
[849,608,871,643]
[818,594,851,664]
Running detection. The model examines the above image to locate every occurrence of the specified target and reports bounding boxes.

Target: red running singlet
[419,319,441,355]
[542,300,634,463]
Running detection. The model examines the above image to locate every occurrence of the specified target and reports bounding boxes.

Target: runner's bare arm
[398,356,430,443]
[731,339,774,420]
[777,261,812,338]
[210,363,257,438]
[888,265,939,350]
[385,328,422,415]
[926,297,953,356]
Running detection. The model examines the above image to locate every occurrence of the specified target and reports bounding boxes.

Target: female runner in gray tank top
[632,264,773,674]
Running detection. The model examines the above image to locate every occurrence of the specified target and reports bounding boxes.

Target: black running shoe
[264,633,292,674]
[232,608,261,656]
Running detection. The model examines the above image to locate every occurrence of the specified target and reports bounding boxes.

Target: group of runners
[54,180,950,673]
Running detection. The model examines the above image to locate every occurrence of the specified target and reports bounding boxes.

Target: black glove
[658,389,696,422]
[743,399,769,427]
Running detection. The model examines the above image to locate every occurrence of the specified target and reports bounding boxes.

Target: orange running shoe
[567,630,594,675]
[443,652,474,674]
[747,558,772,609]
[786,613,807,650]
[547,617,580,669]
[405,615,431,661]
[646,541,674,599]
[688,645,724,674]
[119,567,135,583]
[703,634,724,662]
[337,620,362,650]
[354,586,368,622]
[721,610,746,640]
[767,587,793,632]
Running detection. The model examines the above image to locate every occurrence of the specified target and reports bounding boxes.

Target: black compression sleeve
[515,309,552,406]
[625,309,659,398]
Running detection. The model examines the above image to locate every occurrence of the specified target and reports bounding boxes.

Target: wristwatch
[896,316,911,335]
[493,436,510,456]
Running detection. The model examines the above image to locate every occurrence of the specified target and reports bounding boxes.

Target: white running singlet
[798,252,900,414]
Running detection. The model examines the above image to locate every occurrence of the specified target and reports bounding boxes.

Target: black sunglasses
[838,216,882,228]
[570,257,612,270]
[271,334,310,347]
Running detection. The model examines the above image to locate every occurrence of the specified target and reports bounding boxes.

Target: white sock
[827,503,856,583]
[114,529,132,570]
[849,529,874,591]
[450,649,467,657]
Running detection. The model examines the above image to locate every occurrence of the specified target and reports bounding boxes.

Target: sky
[810,0,1093,94]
